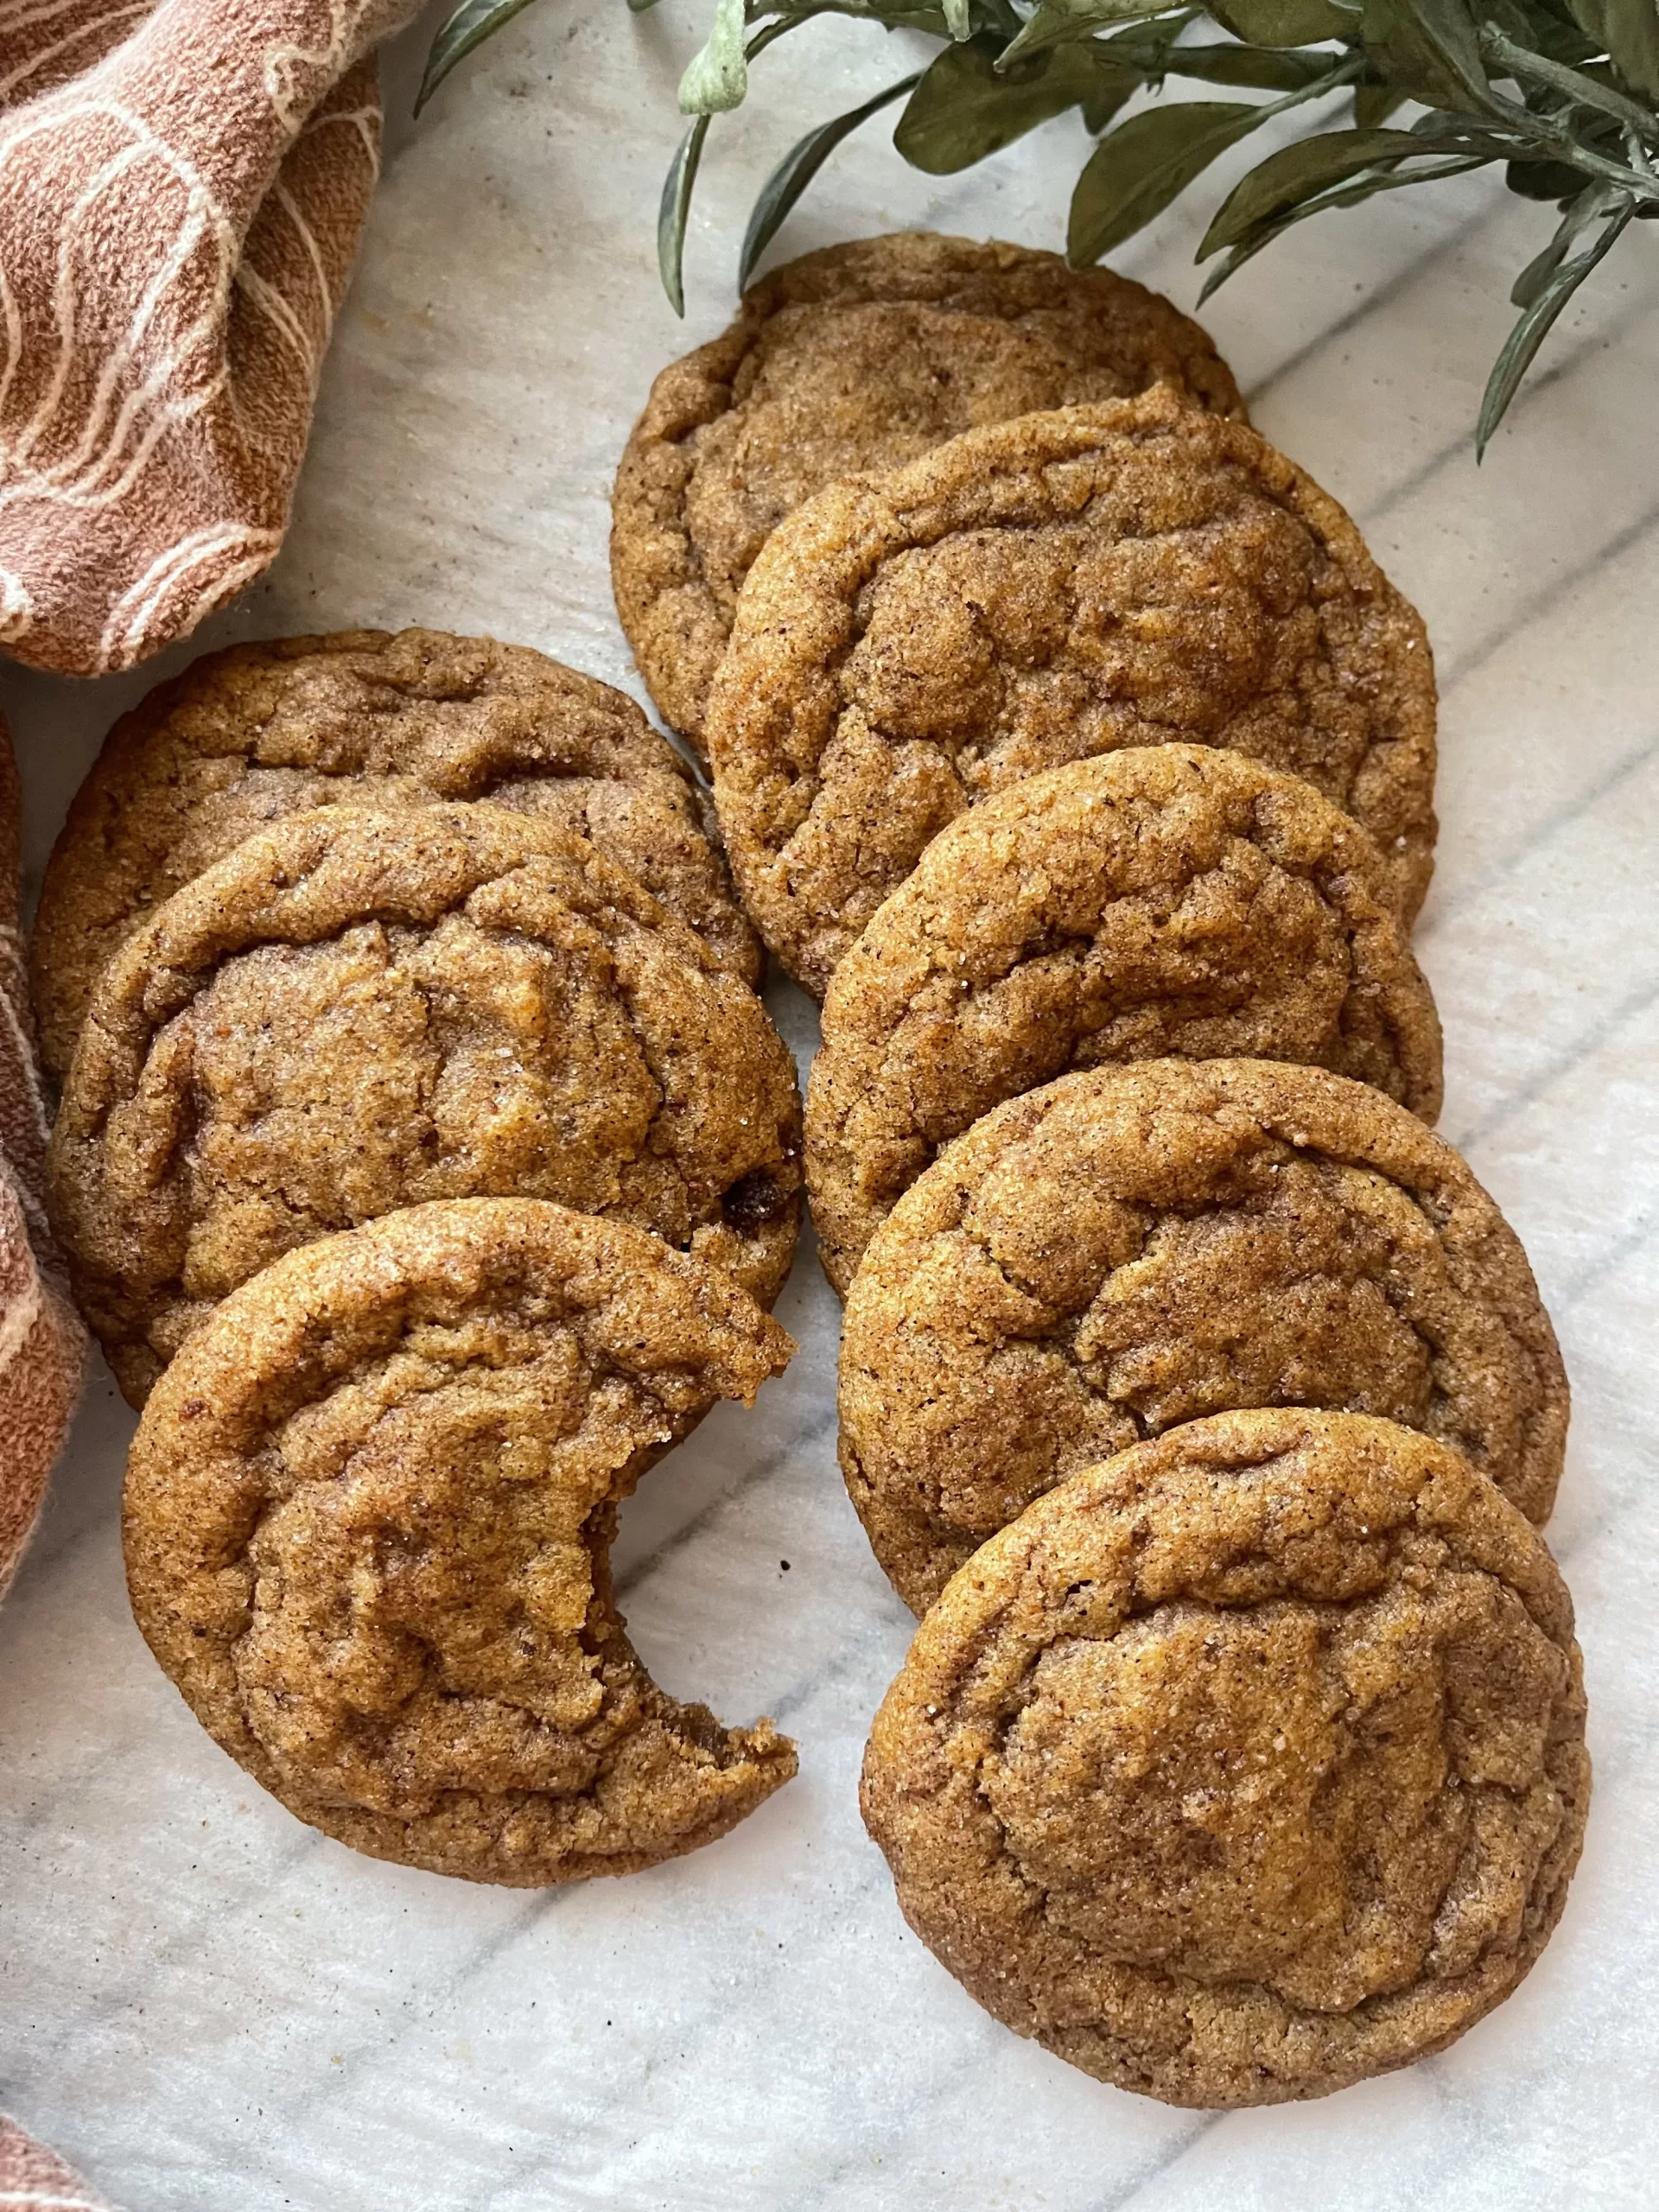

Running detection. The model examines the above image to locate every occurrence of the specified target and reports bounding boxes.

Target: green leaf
[680,0,748,115]
[627,0,663,13]
[896,37,1114,170]
[742,73,922,285]
[1353,73,1409,117]
[1482,23,1659,125]
[416,0,542,112]
[1067,99,1265,261]
[1509,180,1616,294]
[1505,152,1595,195]
[1478,198,1633,448]
[1564,0,1659,96]
[1207,0,1357,46]
[1361,0,1493,111]
[944,0,975,33]
[659,115,710,315]
[1199,124,1427,250]
[998,0,1178,67]
[1085,65,1141,128]
[1198,147,1487,294]
[1161,40,1344,84]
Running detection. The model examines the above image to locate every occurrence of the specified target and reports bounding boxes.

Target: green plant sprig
[422,0,1659,448]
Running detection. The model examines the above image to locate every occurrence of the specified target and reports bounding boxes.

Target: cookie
[48,804,802,1405]
[30,628,760,1083]
[708,389,1437,996]
[124,1198,798,1885]
[613,231,1245,752]
[840,1058,1566,1614]
[861,1408,1590,2107]
[806,747,1442,1294]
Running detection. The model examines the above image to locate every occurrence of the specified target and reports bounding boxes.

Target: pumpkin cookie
[30,628,760,1082]
[861,1408,1590,2107]
[613,231,1244,752]
[708,390,1436,996]
[840,1059,1566,1614]
[807,747,1442,1293]
[125,1198,798,1885]
[49,804,801,1405]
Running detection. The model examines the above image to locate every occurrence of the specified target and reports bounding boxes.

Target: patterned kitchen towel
[0,709,85,1598]
[0,2114,119,2209]
[0,0,425,678]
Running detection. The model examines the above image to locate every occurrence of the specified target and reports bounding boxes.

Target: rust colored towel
[0,2115,120,2209]
[0,0,424,677]
[0,709,83,1597]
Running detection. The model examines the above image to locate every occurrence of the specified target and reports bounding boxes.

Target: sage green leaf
[1510,181,1617,295]
[1207,0,1356,47]
[1478,200,1633,449]
[742,73,921,285]
[998,0,1175,67]
[1565,0,1659,95]
[680,0,748,115]
[1361,0,1493,111]
[1505,152,1596,196]
[1198,147,1487,294]
[1068,100,1264,262]
[1162,40,1338,84]
[1199,125,1426,251]
[1085,65,1141,129]
[1483,24,1658,124]
[416,0,542,112]
[659,115,710,315]
[896,37,1103,170]
[1353,73,1409,116]
[627,0,663,13]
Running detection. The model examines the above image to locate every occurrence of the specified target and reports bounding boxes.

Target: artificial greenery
[420,0,1659,448]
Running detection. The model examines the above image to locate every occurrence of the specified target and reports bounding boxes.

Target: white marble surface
[3,3,1659,2204]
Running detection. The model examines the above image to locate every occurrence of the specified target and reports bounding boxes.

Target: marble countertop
[3,3,1658,2205]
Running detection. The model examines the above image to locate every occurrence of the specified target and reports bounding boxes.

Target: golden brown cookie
[840,1059,1566,1614]
[613,231,1245,752]
[806,747,1442,1293]
[30,628,760,1082]
[709,389,1437,996]
[49,804,802,1406]
[861,1408,1590,2107]
[125,1198,798,1885]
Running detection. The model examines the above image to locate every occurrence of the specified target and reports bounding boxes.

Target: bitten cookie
[840,1058,1567,1614]
[613,230,1245,751]
[861,1408,1590,2107]
[30,627,760,1081]
[708,390,1437,996]
[125,1198,798,1885]
[806,747,1442,1293]
[49,804,801,1405]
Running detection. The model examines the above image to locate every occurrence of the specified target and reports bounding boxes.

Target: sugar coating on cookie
[613,231,1245,752]
[840,1058,1566,1614]
[124,1198,798,1885]
[49,804,801,1405]
[708,390,1437,996]
[30,627,760,1081]
[807,746,1443,1293]
[861,1408,1589,2107]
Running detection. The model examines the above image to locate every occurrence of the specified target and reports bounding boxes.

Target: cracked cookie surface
[839,1059,1566,1614]
[125,1198,798,1885]
[31,627,760,1081]
[708,390,1437,996]
[861,1407,1589,2107]
[612,231,1244,753]
[807,746,1442,1293]
[49,804,801,1405]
